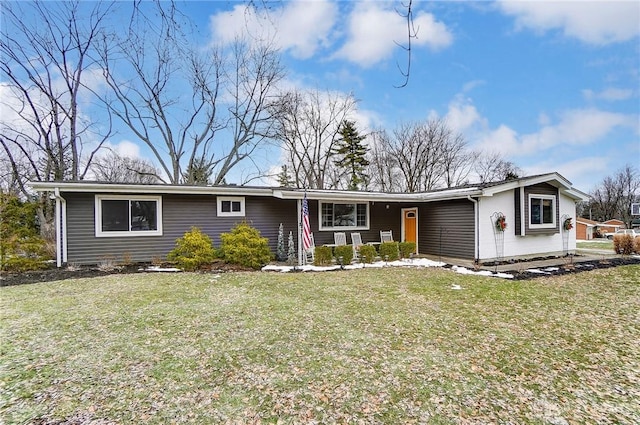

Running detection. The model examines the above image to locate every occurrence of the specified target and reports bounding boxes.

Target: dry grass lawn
[1,266,639,424]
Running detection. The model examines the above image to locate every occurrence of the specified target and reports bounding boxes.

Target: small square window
[217,197,245,217]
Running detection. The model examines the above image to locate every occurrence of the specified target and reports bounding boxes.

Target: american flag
[302,193,312,251]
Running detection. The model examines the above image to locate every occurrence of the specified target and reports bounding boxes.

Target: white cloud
[333,3,453,67]
[443,95,485,134]
[497,0,640,45]
[209,0,337,59]
[519,108,632,153]
[582,87,634,102]
[109,140,142,159]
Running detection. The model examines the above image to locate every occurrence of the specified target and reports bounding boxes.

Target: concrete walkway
[422,249,621,274]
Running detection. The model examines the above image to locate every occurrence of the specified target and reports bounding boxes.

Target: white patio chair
[351,232,363,260]
[334,232,347,246]
[304,233,315,264]
[380,230,393,243]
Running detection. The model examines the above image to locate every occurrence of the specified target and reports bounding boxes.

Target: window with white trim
[320,202,369,230]
[95,195,162,237]
[529,194,556,228]
[217,197,245,217]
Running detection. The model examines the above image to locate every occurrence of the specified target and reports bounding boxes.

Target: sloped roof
[29,171,589,202]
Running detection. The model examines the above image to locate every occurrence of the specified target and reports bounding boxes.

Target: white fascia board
[274,187,482,202]
[273,189,412,202]
[481,173,573,197]
[28,181,273,197]
[562,188,590,202]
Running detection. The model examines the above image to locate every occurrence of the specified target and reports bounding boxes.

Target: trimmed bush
[613,234,635,256]
[635,237,640,254]
[334,245,353,265]
[314,246,333,266]
[399,242,416,259]
[358,244,377,263]
[167,227,216,271]
[220,222,272,269]
[379,242,399,261]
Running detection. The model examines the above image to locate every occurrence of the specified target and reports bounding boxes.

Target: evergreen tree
[276,223,286,261]
[277,165,294,188]
[332,120,370,190]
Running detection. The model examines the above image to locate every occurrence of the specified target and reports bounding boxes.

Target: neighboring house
[30,172,589,267]
[599,219,625,235]
[576,218,599,240]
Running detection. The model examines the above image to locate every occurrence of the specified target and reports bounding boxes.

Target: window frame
[318,201,369,231]
[217,196,245,217]
[528,194,556,229]
[95,195,163,238]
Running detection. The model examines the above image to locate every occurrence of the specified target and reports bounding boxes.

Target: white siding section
[477,190,577,260]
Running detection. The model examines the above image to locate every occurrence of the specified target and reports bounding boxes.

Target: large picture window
[95,195,162,237]
[529,194,556,228]
[320,202,368,230]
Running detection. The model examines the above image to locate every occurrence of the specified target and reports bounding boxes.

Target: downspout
[467,196,479,261]
[53,188,67,268]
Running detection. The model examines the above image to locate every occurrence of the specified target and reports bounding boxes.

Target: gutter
[52,188,67,267]
[467,195,479,261]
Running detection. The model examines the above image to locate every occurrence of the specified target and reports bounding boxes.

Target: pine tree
[276,223,286,261]
[277,165,294,188]
[287,231,296,265]
[332,120,370,190]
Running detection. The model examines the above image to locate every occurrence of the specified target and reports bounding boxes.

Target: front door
[402,208,418,253]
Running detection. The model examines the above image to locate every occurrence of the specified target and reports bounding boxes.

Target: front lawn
[577,240,614,250]
[2,266,639,424]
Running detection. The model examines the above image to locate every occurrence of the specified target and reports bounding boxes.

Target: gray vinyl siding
[523,183,559,235]
[63,192,297,265]
[307,200,407,246]
[418,199,475,259]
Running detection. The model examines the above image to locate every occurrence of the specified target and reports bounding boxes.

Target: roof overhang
[28,172,588,203]
[273,187,483,202]
[29,181,273,197]
[480,172,589,201]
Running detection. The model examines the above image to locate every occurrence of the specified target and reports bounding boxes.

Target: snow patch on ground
[141,266,182,272]
[263,258,445,273]
[451,265,514,279]
[263,259,514,279]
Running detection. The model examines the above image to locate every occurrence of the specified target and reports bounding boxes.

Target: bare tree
[90,151,160,184]
[473,151,521,183]
[366,130,402,192]
[367,119,470,192]
[271,89,357,189]
[98,2,284,185]
[0,0,114,197]
[588,164,640,227]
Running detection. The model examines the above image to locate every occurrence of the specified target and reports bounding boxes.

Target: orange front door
[402,208,418,252]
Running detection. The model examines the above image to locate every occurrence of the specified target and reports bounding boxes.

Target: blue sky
[7,0,636,192]
[187,0,638,193]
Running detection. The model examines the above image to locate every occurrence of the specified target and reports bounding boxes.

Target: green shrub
[379,242,399,261]
[334,245,353,265]
[613,234,635,256]
[167,227,217,271]
[399,242,416,258]
[0,194,51,272]
[358,244,377,263]
[313,246,333,266]
[220,222,272,269]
